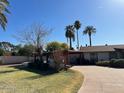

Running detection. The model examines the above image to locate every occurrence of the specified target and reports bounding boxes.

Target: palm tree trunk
[69,37,72,50]
[77,30,79,49]
[67,38,68,45]
[89,35,92,46]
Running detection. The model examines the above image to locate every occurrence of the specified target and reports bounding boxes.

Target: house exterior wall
[83,53,90,61]
[66,50,124,65]
[69,54,80,64]
[116,52,124,59]
[97,52,110,61]
[83,52,110,62]
[109,52,117,59]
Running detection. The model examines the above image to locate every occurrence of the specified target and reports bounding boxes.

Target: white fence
[0,56,33,64]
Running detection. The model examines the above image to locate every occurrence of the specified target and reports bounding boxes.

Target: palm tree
[65,25,75,50]
[65,29,69,47]
[0,0,10,30]
[74,20,81,49]
[83,26,96,46]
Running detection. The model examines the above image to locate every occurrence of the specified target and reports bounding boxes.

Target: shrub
[18,44,35,56]
[96,61,110,67]
[54,61,69,72]
[96,59,124,68]
[54,61,62,71]
[110,59,124,68]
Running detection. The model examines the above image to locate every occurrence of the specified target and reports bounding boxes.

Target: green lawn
[0,65,83,93]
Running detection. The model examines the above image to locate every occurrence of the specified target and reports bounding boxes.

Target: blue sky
[1,0,124,47]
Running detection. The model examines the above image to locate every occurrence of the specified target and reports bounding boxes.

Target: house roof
[68,50,83,54]
[80,45,124,53]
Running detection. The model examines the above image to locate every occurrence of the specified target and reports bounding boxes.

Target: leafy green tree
[65,25,75,50]
[11,44,22,56]
[11,44,22,52]
[46,42,68,52]
[83,26,96,46]
[18,44,35,56]
[0,0,10,30]
[46,41,61,52]
[74,20,81,49]
[61,43,68,50]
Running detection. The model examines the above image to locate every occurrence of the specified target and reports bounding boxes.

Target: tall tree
[65,25,75,50]
[83,26,96,46]
[65,29,69,47]
[14,23,51,55]
[74,20,81,49]
[14,23,51,62]
[0,0,10,30]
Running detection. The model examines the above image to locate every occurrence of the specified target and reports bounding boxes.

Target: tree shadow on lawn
[0,70,20,74]
[9,64,58,79]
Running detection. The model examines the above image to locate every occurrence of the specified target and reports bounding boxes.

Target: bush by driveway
[96,59,124,68]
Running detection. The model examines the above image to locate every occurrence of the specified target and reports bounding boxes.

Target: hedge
[96,61,110,67]
[110,59,124,68]
[96,59,124,68]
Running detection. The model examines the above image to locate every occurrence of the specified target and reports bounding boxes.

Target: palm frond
[0,0,9,6]
[74,20,81,30]
[0,19,6,30]
[0,0,9,30]
[83,26,96,35]
[0,12,7,30]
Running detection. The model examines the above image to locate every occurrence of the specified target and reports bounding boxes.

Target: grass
[0,65,83,93]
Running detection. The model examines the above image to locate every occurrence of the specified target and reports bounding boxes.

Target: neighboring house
[68,45,124,64]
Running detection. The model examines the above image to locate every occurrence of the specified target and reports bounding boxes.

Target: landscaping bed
[0,65,83,93]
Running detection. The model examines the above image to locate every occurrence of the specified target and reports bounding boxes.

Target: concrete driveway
[71,66,124,93]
